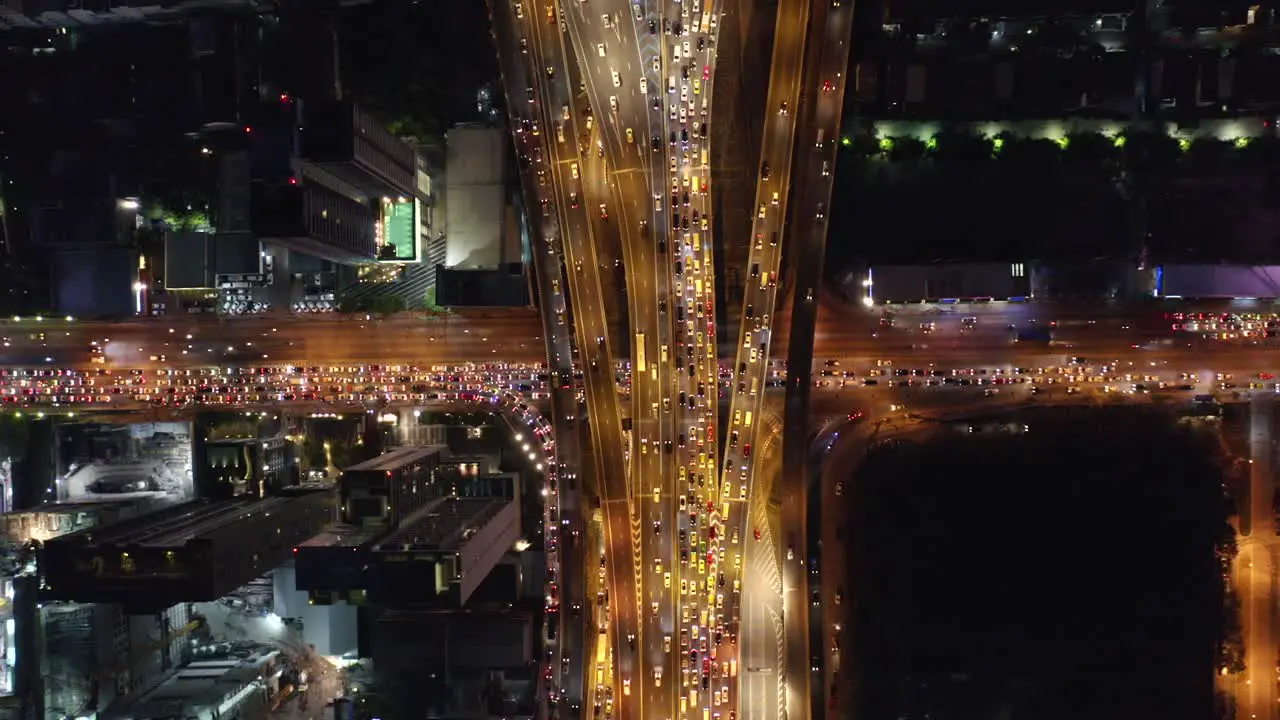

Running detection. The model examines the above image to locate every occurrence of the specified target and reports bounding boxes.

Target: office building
[435,124,531,306]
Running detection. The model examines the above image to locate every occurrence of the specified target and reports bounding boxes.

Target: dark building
[848,0,1280,121]
[40,488,333,610]
[0,4,436,318]
[339,444,445,528]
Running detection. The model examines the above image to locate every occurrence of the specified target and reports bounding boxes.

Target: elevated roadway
[491,0,590,709]
[724,0,815,717]
[507,0,635,714]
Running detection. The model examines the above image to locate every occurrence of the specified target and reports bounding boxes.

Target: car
[526,87,535,103]
[754,528,761,541]
[652,136,661,151]
[815,203,826,221]
[570,162,579,179]
[562,104,570,120]
[569,192,579,208]
[771,190,779,206]
[761,161,770,179]
[670,131,678,145]
[626,127,634,143]
[779,101,788,114]
[519,37,528,53]
[821,160,830,176]
[758,203,767,219]
[835,480,844,495]
[639,77,648,94]
[823,79,834,93]
[600,203,609,220]
[610,95,618,112]
[612,70,621,87]
[597,43,606,57]
[649,19,658,34]
[545,65,555,77]
[653,56,661,73]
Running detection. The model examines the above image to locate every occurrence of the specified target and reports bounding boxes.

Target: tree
[423,286,443,312]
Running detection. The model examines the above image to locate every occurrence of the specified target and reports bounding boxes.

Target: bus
[635,332,647,373]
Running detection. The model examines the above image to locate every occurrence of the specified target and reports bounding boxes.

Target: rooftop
[103,646,280,720]
[373,497,506,552]
[297,521,386,549]
[344,445,446,473]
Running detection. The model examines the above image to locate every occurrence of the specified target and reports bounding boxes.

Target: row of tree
[846,130,1280,173]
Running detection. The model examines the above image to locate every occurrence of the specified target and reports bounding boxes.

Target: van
[815,128,825,148]
[696,279,704,297]
[669,75,677,94]
[744,411,753,427]
[750,378,759,395]
[700,148,708,165]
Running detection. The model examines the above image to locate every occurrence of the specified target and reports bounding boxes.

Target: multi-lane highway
[6,306,1280,720]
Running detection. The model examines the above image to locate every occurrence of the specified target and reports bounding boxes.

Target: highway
[1236,393,1276,720]
[559,0,731,717]
[5,298,1258,371]
[778,0,854,713]
[510,0,637,715]
[720,0,818,716]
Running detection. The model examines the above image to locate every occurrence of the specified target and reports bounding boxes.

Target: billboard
[55,421,194,502]
[1157,265,1280,299]
[376,198,417,262]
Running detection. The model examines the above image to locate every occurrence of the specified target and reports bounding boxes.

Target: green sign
[378,199,417,261]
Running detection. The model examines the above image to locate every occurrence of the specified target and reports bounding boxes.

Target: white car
[610,95,618,112]
[653,56,661,73]
[639,77,648,94]
[683,41,691,56]
[612,69,621,87]
[680,86,688,103]
[597,43,606,57]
